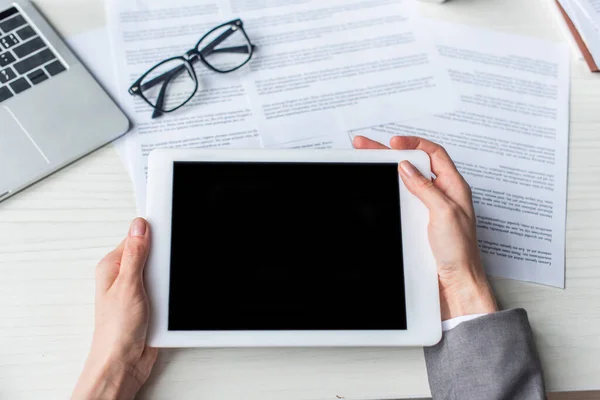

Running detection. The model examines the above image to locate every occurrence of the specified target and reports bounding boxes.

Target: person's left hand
[72,218,158,400]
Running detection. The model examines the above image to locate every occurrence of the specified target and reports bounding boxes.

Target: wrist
[72,351,141,400]
[439,270,498,321]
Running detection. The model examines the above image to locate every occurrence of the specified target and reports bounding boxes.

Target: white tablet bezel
[145,148,441,347]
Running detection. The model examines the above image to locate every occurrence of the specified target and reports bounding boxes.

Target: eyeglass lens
[140,58,197,113]
[198,23,252,73]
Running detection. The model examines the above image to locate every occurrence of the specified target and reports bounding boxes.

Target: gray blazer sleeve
[424,309,546,400]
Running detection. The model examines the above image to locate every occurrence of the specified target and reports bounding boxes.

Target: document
[559,0,600,66]
[574,0,600,29]
[106,0,265,212]
[237,0,457,146]
[133,127,261,181]
[549,0,585,60]
[105,0,457,210]
[352,21,570,287]
[266,134,354,150]
[77,13,570,287]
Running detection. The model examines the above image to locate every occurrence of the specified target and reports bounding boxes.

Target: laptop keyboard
[0,6,66,103]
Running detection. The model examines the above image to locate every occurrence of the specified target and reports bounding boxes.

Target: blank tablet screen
[169,161,407,331]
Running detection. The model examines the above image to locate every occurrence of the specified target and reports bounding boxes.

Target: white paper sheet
[71,15,569,287]
[105,0,267,213]
[573,0,600,29]
[135,126,261,180]
[559,0,600,64]
[549,0,585,60]
[352,21,570,287]
[105,0,454,211]
[238,0,457,146]
[68,26,265,208]
[266,135,354,150]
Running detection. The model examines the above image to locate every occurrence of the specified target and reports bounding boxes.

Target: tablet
[145,149,441,347]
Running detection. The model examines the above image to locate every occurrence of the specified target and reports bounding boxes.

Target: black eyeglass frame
[128,19,255,118]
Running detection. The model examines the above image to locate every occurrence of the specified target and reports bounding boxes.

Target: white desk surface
[1,0,599,398]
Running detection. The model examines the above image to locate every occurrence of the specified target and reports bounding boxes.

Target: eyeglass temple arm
[199,25,238,57]
[151,77,169,119]
[209,45,255,54]
[140,64,187,92]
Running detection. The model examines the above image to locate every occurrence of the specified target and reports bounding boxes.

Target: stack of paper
[106,0,457,211]
[93,0,570,288]
[554,0,600,71]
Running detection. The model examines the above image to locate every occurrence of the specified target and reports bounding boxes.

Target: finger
[390,136,459,177]
[391,136,473,210]
[399,160,451,211]
[96,239,126,293]
[118,218,151,284]
[352,135,390,150]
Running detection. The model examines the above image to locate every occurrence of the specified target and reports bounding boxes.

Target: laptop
[0,0,129,203]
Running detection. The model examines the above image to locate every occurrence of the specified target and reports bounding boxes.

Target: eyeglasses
[128,19,255,119]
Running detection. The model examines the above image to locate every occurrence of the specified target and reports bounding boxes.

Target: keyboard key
[0,66,16,83]
[45,60,65,76]
[1,33,19,49]
[0,15,26,33]
[13,37,44,58]
[28,68,47,84]
[0,8,18,24]
[0,51,15,67]
[13,48,54,74]
[0,86,12,102]
[16,26,35,41]
[9,77,30,93]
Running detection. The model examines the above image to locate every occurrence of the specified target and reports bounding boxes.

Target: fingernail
[130,218,147,237]
[400,161,417,178]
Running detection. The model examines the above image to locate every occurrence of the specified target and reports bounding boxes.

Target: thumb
[399,161,449,210]
[119,218,150,282]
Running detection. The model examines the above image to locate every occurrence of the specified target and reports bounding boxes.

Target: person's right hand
[72,218,157,400]
[353,135,498,321]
